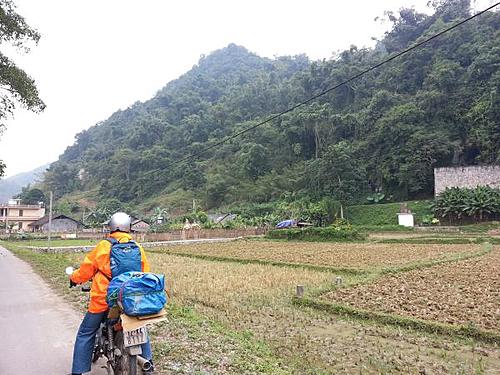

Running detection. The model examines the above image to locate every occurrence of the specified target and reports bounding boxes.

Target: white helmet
[108,212,132,233]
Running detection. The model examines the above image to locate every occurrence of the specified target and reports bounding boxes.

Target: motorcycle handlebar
[67,267,91,292]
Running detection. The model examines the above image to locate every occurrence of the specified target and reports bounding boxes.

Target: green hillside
[345,201,433,226]
[41,1,500,216]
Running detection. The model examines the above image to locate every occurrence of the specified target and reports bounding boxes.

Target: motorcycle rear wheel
[114,330,137,375]
[92,326,105,363]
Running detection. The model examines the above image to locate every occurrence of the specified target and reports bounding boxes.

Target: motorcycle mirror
[65,266,74,275]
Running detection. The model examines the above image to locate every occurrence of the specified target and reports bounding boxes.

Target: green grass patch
[354,224,415,232]
[346,200,432,226]
[9,239,100,247]
[151,304,291,374]
[458,221,500,233]
[266,227,365,242]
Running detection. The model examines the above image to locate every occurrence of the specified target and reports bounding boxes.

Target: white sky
[0,0,495,177]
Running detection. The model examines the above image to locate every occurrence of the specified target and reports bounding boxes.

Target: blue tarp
[107,272,167,316]
[275,219,296,229]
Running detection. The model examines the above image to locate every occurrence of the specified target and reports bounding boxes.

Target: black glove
[69,278,78,288]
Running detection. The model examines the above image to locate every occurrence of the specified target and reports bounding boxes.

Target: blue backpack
[107,238,142,278]
[107,272,167,316]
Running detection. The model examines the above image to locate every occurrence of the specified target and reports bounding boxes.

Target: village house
[0,199,45,232]
[29,214,85,233]
[131,217,150,233]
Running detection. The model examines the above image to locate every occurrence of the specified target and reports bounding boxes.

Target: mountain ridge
[0,163,50,203]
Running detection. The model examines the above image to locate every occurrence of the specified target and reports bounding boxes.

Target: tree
[0,0,45,177]
[238,143,270,180]
[15,185,45,204]
[316,141,367,205]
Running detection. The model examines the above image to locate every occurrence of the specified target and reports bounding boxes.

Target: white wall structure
[398,213,414,227]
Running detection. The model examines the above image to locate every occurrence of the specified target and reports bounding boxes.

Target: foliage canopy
[0,0,45,177]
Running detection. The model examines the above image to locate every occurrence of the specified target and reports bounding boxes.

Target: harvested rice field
[156,240,485,270]
[148,252,334,311]
[5,238,500,374]
[322,246,500,332]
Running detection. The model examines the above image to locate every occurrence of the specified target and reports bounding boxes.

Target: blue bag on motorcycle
[107,271,167,316]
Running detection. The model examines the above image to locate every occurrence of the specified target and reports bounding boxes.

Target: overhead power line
[174,2,499,165]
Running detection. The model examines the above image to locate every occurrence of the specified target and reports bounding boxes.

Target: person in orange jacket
[69,212,151,375]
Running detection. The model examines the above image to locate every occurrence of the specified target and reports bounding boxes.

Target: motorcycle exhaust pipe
[137,355,153,372]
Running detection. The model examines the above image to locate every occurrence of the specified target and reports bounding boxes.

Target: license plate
[123,326,148,347]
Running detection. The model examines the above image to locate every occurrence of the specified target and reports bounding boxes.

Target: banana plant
[432,185,500,222]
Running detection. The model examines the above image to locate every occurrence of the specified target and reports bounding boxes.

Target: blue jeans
[72,311,152,374]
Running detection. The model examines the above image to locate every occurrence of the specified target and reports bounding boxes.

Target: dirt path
[0,245,106,375]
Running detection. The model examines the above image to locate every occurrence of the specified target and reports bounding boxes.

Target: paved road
[0,245,107,375]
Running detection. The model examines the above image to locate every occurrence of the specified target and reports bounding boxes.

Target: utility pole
[48,191,53,251]
[338,176,344,219]
[5,205,9,236]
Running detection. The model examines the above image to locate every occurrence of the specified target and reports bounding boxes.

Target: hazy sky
[0,0,494,177]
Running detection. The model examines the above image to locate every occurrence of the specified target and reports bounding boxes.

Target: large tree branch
[0,0,40,50]
[0,52,45,113]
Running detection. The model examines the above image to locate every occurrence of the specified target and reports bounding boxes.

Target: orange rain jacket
[70,231,150,313]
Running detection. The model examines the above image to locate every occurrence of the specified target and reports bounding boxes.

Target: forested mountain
[42,0,499,213]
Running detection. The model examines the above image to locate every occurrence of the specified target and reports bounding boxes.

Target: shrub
[330,218,352,230]
[266,226,364,242]
[432,186,500,223]
[420,214,440,226]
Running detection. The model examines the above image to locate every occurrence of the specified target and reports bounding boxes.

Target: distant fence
[137,228,267,242]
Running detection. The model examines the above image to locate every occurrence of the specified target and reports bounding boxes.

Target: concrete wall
[434,165,500,196]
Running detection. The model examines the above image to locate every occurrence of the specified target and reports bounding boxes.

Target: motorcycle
[66,266,167,375]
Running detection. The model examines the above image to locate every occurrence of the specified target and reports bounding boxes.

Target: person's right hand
[69,278,78,288]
